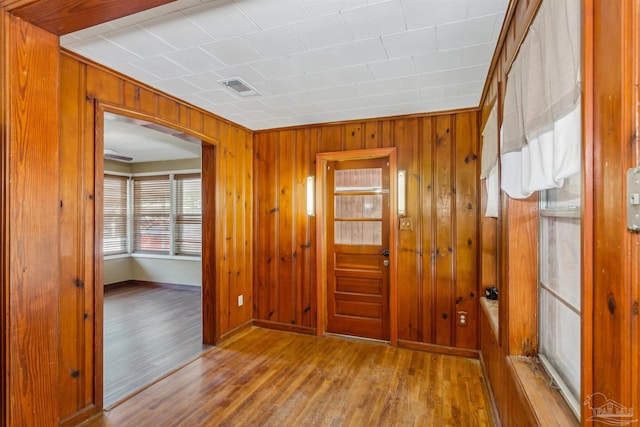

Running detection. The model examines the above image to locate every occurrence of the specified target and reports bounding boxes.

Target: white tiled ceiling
[61,0,509,131]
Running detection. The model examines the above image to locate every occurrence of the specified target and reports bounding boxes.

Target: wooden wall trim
[61,49,252,134]
[252,320,316,336]
[397,340,479,359]
[10,0,173,35]
[0,8,7,426]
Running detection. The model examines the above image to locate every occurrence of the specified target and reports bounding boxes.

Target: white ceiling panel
[382,27,437,59]
[233,0,309,30]
[436,14,499,51]
[140,14,214,49]
[340,0,406,39]
[62,0,509,131]
[288,14,353,50]
[164,47,225,73]
[243,27,305,58]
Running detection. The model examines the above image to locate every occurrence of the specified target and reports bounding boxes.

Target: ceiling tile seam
[94,35,144,63]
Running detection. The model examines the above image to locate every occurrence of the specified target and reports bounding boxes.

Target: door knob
[382,249,390,257]
[383,260,390,267]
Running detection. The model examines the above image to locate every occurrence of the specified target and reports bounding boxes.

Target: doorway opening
[98,110,209,407]
[315,148,398,345]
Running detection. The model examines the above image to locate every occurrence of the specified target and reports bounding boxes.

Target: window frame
[103,168,202,261]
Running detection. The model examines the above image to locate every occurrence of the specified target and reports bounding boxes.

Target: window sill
[104,253,201,262]
[480,296,499,339]
[507,356,579,426]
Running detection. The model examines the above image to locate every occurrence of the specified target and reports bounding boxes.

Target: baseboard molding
[219,320,253,344]
[397,339,480,359]
[252,320,317,336]
[479,351,503,427]
[104,280,201,293]
[59,404,98,427]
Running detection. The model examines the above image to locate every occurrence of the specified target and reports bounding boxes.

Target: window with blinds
[103,174,129,255]
[175,174,202,255]
[133,175,171,254]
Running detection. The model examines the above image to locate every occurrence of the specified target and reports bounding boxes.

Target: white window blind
[103,174,129,255]
[133,175,171,254]
[175,174,202,255]
[539,172,581,418]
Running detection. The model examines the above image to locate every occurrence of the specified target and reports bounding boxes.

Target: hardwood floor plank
[82,328,492,427]
[103,285,208,407]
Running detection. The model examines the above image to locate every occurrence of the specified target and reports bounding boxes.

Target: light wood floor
[104,285,209,407]
[86,327,493,426]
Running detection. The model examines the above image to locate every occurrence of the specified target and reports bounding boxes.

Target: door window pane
[335,221,382,245]
[335,195,382,219]
[335,168,381,191]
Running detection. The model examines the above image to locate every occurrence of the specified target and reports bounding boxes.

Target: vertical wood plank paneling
[344,122,363,151]
[434,115,454,346]
[454,111,478,349]
[253,112,480,348]
[319,124,343,152]
[229,127,243,330]
[201,143,217,345]
[364,121,380,149]
[254,132,279,322]
[244,131,254,322]
[85,67,120,104]
[222,123,235,333]
[395,119,420,342]
[6,16,60,426]
[421,117,435,344]
[592,0,634,409]
[1,10,7,424]
[278,130,296,323]
[59,51,85,421]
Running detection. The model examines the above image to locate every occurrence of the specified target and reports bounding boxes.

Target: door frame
[315,148,398,345]
[94,102,218,409]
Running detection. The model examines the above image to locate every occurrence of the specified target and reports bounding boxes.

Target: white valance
[502,0,581,154]
[480,103,498,179]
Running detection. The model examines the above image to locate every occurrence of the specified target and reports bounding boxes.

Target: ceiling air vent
[218,77,260,97]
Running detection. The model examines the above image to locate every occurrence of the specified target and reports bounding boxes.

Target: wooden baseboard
[252,320,317,336]
[59,404,98,427]
[479,352,503,427]
[219,320,253,344]
[104,280,201,293]
[397,339,480,359]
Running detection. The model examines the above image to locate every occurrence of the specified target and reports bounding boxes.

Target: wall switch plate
[399,217,414,231]
[238,295,243,307]
[628,167,640,231]
[457,311,468,327]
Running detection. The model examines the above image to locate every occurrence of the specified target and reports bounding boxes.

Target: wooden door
[326,158,390,340]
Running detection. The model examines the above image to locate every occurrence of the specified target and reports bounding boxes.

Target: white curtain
[500,0,581,199]
[480,103,498,179]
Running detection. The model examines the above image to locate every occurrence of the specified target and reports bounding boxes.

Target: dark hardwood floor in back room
[103,285,209,407]
[84,327,493,426]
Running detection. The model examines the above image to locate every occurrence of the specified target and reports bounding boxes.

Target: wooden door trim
[315,148,398,345]
[93,102,218,410]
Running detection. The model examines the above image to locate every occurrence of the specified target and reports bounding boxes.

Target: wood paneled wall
[479,0,640,425]
[1,13,61,426]
[253,112,480,349]
[55,51,253,424]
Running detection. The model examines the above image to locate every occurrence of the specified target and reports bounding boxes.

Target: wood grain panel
[454,111,478,349]
[11,0,173,35]
[201,144,217,344]
[434,115,454,346]
[395,118,420,342]
[318,124,343,152]
[254,132,279,323]
[0,10,6,424]
[421,117,435,344]
[254,112,480,350]
[344,122,363,150]
[277,130,296,323]
[5,15,60,426]
[591,0,634,412]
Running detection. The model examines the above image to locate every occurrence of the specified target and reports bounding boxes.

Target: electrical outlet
[457,311,468,327]
[238,295,244,307]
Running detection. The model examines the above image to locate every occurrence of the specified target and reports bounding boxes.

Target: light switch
[399,217,414,231]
